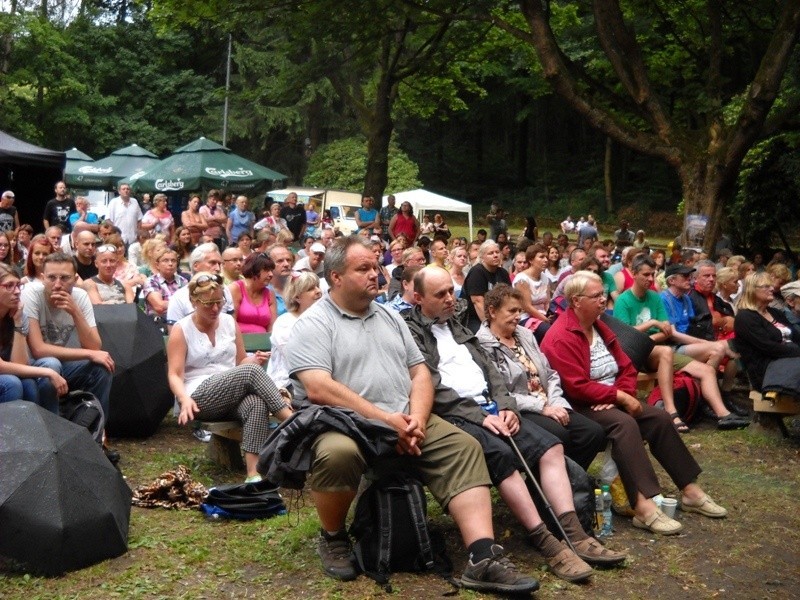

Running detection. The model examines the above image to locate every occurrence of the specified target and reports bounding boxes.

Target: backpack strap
[406,480,434,570]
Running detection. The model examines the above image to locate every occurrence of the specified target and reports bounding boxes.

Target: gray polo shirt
[286,295,424,414]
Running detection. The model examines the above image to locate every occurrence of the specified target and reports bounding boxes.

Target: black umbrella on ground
[92,304,173,437]
[0,401,131,575]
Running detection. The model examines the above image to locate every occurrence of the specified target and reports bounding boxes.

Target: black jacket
[256,405,398,489]
[403,305,518,425]
[733,307,800,390]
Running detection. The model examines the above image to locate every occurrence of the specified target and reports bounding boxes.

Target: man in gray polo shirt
[285,237,538,594]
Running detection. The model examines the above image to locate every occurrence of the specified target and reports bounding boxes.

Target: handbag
[200,479,286,520]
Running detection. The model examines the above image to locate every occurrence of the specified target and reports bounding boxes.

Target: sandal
[572,537,627,566]
[669,412,690,434]
[546,547,592,583]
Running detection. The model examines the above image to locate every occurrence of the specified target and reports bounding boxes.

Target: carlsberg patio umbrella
[71,143,160,189]
[130,136,286,195]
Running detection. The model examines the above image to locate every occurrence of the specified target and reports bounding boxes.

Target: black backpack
[349,472,452,591]
[59,390,105,445]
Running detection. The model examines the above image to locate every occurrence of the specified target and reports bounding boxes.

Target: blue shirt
[660,290,694,334]
[356,208,378,232]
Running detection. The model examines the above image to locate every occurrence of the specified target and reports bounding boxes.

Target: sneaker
[317,529,357,581]
[192,428,212,443]
[680,493,727,518]
[717,413,749,430]
[461,544,539,594]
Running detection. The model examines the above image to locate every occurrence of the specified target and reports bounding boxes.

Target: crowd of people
[3,183,798,593]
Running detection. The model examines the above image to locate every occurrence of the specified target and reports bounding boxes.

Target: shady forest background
[1,0,799,254]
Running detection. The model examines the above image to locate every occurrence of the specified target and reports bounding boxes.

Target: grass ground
[2,407,799,600]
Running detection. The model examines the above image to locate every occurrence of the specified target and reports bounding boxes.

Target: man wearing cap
[614,255,749,430]
[293,242,325,277]
[0,190,19,232]
[780,281,800,337]
[660,263,738,369]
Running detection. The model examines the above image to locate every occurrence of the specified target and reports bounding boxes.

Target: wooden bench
[636,372,658,397]
[749,390,800,437]
[201,420,245,471]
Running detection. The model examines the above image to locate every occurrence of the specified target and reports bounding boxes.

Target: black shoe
[717,413,750,430]
[103,446,120,465]
[317,529,357,581]
[701,403,718,420]
[461,544,539,594]
[722,396,750,417]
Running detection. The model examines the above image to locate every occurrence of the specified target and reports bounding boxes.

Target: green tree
[304,136,421,193]
[475,0,800,253]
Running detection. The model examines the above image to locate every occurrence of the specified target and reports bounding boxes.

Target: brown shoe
[547,546,592,583]
[572,537,627,566]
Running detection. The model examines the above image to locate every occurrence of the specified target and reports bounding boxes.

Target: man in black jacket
[405,267,626,582]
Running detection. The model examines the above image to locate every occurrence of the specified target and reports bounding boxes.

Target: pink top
[234,279,272,333]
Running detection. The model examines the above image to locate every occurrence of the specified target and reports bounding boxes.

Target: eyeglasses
[0,281,21,291]
[224,258,244,263]
[45,274,74,284]
[0,244,9,248]
[576,291,605,300]
[158,257,178,264]
[755,284,774,290]
[195,297,224,307]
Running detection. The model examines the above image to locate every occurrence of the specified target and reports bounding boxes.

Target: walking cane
[507,435,578,554]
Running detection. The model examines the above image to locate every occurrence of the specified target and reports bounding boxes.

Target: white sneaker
[192,428,212,443]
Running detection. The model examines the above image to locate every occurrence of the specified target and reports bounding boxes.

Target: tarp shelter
[129,137,287,195]
[0,130,65,228]
[79,143,160,189]
[384,188,473,239]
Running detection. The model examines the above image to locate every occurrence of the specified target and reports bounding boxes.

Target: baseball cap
[310,242,326,254]
[1,191,14,199]
[781,280,800,300]
[665,264,696,278]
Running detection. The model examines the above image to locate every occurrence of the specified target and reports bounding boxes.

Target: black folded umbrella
[0,401,131,575]
[92,304,173,437]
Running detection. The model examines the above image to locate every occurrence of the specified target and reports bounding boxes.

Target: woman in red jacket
[541,271,729,536]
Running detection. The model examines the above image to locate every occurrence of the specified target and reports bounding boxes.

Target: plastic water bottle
[594,489,604,535]
[600,485,613,537]
[481,399,499,416]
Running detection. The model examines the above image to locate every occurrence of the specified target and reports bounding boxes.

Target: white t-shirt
[23,285,95,346]
[266,311,298,389]
[431,323,486,400]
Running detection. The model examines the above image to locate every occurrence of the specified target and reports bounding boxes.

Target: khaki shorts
[307,413,491,509]
[672,352,693,371]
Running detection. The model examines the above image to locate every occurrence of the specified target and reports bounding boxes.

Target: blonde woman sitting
[168,272,292,481]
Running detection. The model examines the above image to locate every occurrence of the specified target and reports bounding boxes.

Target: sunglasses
[96,244,118,254]
[195,297,224,307]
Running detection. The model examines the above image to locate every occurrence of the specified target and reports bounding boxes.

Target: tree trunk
[362,79,394,199]
[678,159,732,254]
[604,137,613,214]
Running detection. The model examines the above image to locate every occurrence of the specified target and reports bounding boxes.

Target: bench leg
[750,412,790,438]
[206,433,245,471]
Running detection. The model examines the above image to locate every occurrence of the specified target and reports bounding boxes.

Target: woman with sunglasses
[168,271,292,481]
[0,263,67,412]
[83,244,134,305]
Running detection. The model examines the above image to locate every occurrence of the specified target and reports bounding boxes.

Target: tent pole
[222,34,232,147]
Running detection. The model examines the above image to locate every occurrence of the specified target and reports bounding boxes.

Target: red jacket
[540,307,637,405]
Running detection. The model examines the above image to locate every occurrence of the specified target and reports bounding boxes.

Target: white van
[266,187,363,236]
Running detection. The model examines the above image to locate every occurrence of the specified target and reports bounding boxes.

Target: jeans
[0,372,60,415]
[32,357,113,417]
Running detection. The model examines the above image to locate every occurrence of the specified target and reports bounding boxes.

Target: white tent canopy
[384,189,473,239]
